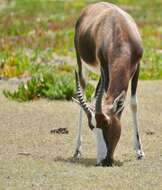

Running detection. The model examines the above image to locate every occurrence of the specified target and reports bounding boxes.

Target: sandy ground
[0,80,162,190]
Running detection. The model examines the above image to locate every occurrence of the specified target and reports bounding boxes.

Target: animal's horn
[95,67,105,113]
[74,70,93,116]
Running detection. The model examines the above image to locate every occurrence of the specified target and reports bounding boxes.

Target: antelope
[73,2,145,166]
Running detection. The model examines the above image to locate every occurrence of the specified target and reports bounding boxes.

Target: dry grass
[0,80,162,190]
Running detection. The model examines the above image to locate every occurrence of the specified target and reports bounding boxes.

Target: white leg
[73,108,83,159]
[130,95,145,159]
[93,127,107,165]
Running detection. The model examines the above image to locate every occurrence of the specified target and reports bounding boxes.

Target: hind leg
[130,64,145,159]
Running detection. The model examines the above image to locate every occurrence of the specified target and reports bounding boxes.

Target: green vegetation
[140,49,162,80]
[0,0,162,101]
[0,51,31,77]
[3,64,94,102]
[4,69,75,101]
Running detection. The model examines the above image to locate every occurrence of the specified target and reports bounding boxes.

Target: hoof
[137,150,145,160]
[73,150,81,160]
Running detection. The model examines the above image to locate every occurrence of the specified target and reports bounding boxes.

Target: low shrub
[3,66,95,102]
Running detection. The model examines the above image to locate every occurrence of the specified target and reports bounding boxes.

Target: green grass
[140,49,162,79]
[3,64,94,102]
[4,71,75,101]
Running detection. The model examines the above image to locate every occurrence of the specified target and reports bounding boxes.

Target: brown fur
[74,2,143,165]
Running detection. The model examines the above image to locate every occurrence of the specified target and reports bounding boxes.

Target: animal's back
[75,2,143,66]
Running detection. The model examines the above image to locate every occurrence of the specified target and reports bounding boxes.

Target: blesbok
[73,2,145,166]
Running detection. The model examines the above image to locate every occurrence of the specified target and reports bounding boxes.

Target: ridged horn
[74,70,93,116]
[95,67,105,113]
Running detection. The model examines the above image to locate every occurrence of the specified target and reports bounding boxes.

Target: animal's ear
[112,91,126,115]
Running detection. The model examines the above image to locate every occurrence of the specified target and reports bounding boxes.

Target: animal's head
[73,69,126,131]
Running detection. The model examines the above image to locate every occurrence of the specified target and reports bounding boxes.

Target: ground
[0,80,162,190]
[0,1,161,189]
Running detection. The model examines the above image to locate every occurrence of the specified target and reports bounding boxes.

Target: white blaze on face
[91,113,97,127]
[93,127,107,164]
[91,113,107,164]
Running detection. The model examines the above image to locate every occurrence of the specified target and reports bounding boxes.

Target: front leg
[73,108,83,160]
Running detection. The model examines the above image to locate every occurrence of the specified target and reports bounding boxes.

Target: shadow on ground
[54,156,125,167]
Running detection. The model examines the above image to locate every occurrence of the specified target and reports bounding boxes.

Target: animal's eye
[118,100,123,106]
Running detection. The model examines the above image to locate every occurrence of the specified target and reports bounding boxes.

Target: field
[0,0,162,189]
[0,80,162,190]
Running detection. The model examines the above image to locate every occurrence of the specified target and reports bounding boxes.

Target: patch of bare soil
[0,80,162,190]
